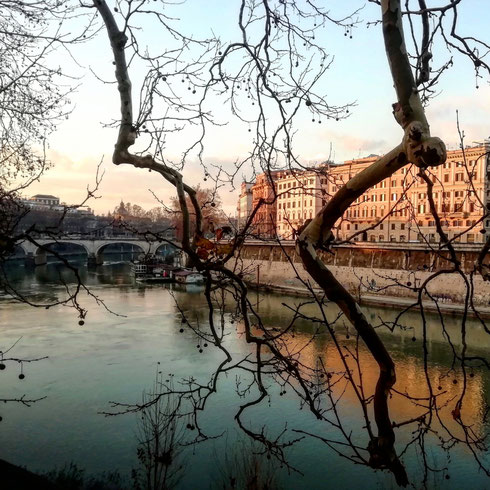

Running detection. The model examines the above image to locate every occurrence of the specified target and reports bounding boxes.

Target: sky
[23,0,490,216]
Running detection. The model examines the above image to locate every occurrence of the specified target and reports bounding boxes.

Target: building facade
[237,182,253,230]
[250,172,279,237]
[331,145,488,244]
[275,168,327,239]
[241,144,489,243]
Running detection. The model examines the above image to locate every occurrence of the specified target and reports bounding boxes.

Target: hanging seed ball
[211,202,216,207]
[204,343,208,347]
[186,423,192,429]
[199,349,203,353]
[196,345,200,349]
[453,379,458,384]
[18,374,25,380]
[0,364,5,370]
[78,320,85,326]
[469,372,475,378]
[438,385,442,390]
[305,100,312,107]
[445,475,450,480]
[162,76,167,81]
[0,416,2,422]
[179,328,184,333]
[411,336,416,342]
[345,334,350,339]
[407,281,412,286]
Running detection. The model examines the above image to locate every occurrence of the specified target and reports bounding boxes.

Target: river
[0,259,488,489]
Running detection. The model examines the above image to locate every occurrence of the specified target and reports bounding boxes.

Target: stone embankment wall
[236,242,490,307]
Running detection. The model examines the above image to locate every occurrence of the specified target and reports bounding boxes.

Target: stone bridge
[15,237,178,266]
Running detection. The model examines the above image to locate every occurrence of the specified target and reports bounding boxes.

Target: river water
[0,259,488,489]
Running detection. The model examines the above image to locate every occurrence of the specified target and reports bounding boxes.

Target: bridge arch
[94,241,148,265]
[154,242,177,258]
[12,243,28,258]
[34,241,90,266]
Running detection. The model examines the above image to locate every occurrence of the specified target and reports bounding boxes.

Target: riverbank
[248,281,490,319]
[240,257,490,319]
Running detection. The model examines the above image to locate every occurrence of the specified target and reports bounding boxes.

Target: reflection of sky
[23,0,490,215]
[0,265,488,487]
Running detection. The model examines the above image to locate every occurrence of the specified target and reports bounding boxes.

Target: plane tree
[90,0,490,486]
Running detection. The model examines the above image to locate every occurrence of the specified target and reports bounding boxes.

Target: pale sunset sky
[25,0,490,216]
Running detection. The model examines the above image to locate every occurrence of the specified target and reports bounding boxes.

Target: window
[310,199,313,206]
[400,223,405,230]
[379,235,384,241]
[400,235,406,242]
[455,173,464,182]
[346,223,350,231]
[391,180,397,187]
[380,194,386,202]
[444,174,449,183]
[391,193,397,201]
[380,224,384,230]
[391,223,396,230]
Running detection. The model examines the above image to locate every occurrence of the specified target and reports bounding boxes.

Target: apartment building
[236,182,253,230]
[275,168,327,239]
[250,171,279,237]
[242,144,489,242]
[332,145,488,244]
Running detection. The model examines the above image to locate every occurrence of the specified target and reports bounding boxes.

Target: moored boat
[173,269,205,284]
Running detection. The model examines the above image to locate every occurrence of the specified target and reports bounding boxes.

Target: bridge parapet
[12,237,179,266]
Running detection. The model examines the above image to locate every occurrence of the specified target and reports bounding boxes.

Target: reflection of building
[237,182,253,230]
[240,143,490,243]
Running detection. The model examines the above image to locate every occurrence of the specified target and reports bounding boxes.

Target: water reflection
[0,262,488,488]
